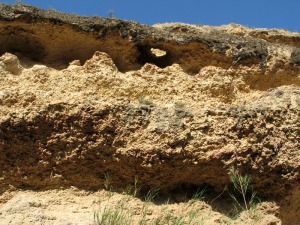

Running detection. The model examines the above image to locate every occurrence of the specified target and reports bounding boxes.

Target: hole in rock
[137,45,173,68]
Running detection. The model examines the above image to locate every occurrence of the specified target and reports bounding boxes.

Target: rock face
[0,4,299,225]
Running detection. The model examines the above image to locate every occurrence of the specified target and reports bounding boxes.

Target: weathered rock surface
[0,4,299,225]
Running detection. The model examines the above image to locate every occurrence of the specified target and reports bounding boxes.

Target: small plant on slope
[124,176,140,198]
[189,187,207,203]
[229,166,260,218]
[103,173,112,192]
[94,201,132,225]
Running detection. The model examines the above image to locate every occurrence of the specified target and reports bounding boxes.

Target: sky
[2,0,300,32]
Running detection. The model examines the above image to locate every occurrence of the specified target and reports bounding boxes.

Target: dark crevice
[0,26,45,61]
[137,45,173,69]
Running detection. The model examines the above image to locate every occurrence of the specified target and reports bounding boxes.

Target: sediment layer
[0,4,300,224]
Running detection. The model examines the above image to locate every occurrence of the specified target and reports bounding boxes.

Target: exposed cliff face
[0,4,299,225]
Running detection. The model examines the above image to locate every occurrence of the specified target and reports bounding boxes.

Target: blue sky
[2,0,300,32]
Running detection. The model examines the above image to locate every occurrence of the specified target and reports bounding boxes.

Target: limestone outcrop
[0,4,299,225]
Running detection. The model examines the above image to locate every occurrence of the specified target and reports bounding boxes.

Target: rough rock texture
[0,4,300,225]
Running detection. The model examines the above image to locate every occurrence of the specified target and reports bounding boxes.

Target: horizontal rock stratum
[0,4,299,225]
